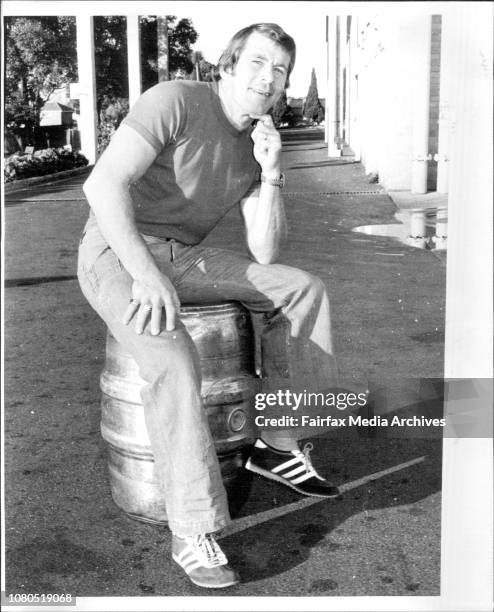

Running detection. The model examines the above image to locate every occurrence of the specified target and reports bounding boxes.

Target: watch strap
[261,172,285,188]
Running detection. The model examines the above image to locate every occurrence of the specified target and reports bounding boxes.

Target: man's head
[216,23,296,89]
[215,24,296,126]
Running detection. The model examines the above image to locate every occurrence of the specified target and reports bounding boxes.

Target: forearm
[244,180,287,264]
[83,170,160,282]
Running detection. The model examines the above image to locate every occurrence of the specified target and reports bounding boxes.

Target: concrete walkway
[3,128,445,604]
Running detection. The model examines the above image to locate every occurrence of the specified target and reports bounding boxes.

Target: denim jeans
[77,220,338,536]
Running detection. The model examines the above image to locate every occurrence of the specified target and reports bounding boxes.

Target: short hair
[214,23,296,88]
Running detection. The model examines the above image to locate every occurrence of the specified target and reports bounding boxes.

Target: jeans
[77,221,338,536]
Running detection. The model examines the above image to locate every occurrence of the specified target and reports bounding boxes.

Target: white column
[127,16,142,108]
[76,15,97,164]
[326,15,341,157]
[344,21,351,145]
[441,3,493,610]
[337,16,345,145]
[324,16,330,143]
[436,14,453,194]
[410,15,432,193]
[348,16,361,161]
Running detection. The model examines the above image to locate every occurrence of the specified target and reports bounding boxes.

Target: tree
[271,91,287,127]
[94,16,128,105]
[140,16,198,90]
[157,16,170,81]
[4,17,77,144]
[191,51,216,82]
[303,68,324,124]
[4,15,200,150]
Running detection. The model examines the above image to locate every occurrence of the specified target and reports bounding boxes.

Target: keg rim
[179,301,247,314]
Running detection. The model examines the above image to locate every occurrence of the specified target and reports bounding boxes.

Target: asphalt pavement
[3,128,445,606]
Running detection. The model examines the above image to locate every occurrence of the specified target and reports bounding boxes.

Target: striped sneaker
[171,533,239,589]
[244,439,341,498]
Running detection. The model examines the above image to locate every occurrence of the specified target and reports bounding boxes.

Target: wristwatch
[261,172,285,188]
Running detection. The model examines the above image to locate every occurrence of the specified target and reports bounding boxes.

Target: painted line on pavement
[5,275,77,288]
[219,456,426,539]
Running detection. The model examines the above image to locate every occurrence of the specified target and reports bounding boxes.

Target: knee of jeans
[138,330,201,385]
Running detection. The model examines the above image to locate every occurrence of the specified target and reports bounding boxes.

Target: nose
[259,63,275,84]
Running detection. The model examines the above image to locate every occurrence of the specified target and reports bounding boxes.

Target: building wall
[339,13,441,192]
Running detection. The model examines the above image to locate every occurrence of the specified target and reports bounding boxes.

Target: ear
[219,65,233,80]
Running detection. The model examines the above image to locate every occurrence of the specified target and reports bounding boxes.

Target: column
[127,16,142,108]
[441,3,493,610]
[324,16,330,143]
[348,16,361,161]
[410,16,432,193]
[435,14,453,194]
[76,15,98,164]
[326,15,341,157]
[344,17,352,145]
[337,16,345,144]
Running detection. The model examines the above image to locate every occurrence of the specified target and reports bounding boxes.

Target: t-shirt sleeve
[121,82,185,152]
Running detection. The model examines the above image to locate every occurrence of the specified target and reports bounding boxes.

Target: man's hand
[250,114,282,177]
[122,272,181,335]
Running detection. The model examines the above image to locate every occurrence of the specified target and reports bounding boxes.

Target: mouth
[250,88,272,99]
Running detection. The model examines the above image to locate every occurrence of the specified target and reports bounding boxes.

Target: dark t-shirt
[120,80,259,244]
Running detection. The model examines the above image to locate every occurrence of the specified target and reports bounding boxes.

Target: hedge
[4,147,89,183]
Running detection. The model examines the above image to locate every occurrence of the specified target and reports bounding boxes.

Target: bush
[4,147,89,183]
[97,96,129,155]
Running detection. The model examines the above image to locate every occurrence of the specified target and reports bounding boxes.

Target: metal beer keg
[99,302,258,524]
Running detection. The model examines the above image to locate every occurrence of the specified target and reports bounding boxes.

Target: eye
[275,67,286,75]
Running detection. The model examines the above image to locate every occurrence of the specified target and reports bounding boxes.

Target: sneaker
[172,533,239,589]
[245,439,341,498]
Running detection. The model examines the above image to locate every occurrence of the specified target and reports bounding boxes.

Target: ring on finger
[142,304,152,312]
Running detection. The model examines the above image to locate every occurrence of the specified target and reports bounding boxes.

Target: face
[221,31,291,120]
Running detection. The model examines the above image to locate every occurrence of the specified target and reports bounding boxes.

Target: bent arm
[83,124,157,279]
[83,124,180,332]
[240,113,288,264]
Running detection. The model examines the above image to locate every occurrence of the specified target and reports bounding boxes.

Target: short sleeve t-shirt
[120,80,259,244]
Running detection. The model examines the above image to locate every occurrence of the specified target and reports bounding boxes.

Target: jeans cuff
[168,515,231,537]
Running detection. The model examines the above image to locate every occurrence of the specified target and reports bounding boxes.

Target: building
[324,11,489,197]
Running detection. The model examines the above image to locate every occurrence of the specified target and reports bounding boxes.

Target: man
[78,23,339,589]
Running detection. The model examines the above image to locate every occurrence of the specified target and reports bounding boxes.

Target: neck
[217,80,252,131]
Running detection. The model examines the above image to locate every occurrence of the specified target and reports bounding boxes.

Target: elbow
[82,170,98,202]
[256,256,277,265]
[250,246,279,265]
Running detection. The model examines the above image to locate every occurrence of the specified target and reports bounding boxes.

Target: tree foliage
[303,68,324,124]
[94,16,129,105]
[4,17,77,142]
[140,16,198,89]
[271,91,287,127]
[190,51,216,82]
[4,14,202,149]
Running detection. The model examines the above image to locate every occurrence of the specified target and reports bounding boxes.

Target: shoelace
[191,534,227,568]
[295,442,318,477]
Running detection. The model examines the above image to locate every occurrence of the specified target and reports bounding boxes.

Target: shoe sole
[244,460,341,498]
[172,554,239,589]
